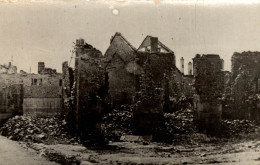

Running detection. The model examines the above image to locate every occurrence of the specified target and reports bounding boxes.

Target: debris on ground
[102,106,133,141]
[221,119,257,137]
[0,115,74,144]
[164,108,198,134]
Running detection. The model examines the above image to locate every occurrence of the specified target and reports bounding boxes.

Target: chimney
[8,62,11,68]
[76,38,85,47]
[150,37,159,53]
[188,61,193,75]
[180,57,184,74]
[38,62,45,74]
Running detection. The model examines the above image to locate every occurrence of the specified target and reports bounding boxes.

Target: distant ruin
[0,62,62,123]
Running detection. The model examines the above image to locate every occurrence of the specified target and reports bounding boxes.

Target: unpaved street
[0,136,57,165]
[28,138,260,164]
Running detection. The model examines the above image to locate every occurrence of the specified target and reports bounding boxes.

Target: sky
[0,0,260,74]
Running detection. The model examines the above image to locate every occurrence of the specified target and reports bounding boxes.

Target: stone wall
[0,84,23,124]
[134,55,164,135]
[106,53,136,105]
[74,40,107,143]
[62,61,74,98]
[231,51,260,81]
[230,51,260,119]
[2,84,23,114]
[193,54,224,132]
[137,52,178,97]
[62,61,75,117]
[193,54,224,103]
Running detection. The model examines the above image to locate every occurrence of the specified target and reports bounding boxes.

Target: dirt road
[3,132,260,165]
[0,136,57,165]
[29,138,260,164]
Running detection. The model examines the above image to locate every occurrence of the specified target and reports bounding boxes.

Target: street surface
[3,133,260,164]
[28,137,260,165]
[0,135,57,165]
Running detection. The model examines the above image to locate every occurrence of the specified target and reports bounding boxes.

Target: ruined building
[193,54,224,131]
[104,32,193,134]
[0,61,62,121]
[230,51,260,120]
[66,33,195,136]
[104,33,187,107]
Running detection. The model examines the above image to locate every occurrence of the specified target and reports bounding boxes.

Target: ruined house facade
[104,33,190,108]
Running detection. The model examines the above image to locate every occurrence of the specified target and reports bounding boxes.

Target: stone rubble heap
[0,115,73,144]
[221,119,257,137]
[164,108,197,134]
[102,107,133,141]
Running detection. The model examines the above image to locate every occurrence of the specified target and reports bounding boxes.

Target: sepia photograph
[0,0,260,164]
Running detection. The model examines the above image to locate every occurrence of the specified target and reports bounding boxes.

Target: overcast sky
[0,0,259,74]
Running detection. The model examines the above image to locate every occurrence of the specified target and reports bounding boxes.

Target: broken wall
[183,75,194,99]
[230,51,260,119]
[193,54,224,132]
[106,53,136,106]
[134,52,176,134]
[62,61,75,117]
[74,40,107,144]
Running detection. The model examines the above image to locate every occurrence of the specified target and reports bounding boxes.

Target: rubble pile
[102,107,133,141]
[221,119,257,137]
[0,115,73,144]
[164,108,197,134]
[44,151,80,165]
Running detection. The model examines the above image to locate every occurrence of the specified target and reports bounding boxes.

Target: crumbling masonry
[193,54,224,132]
